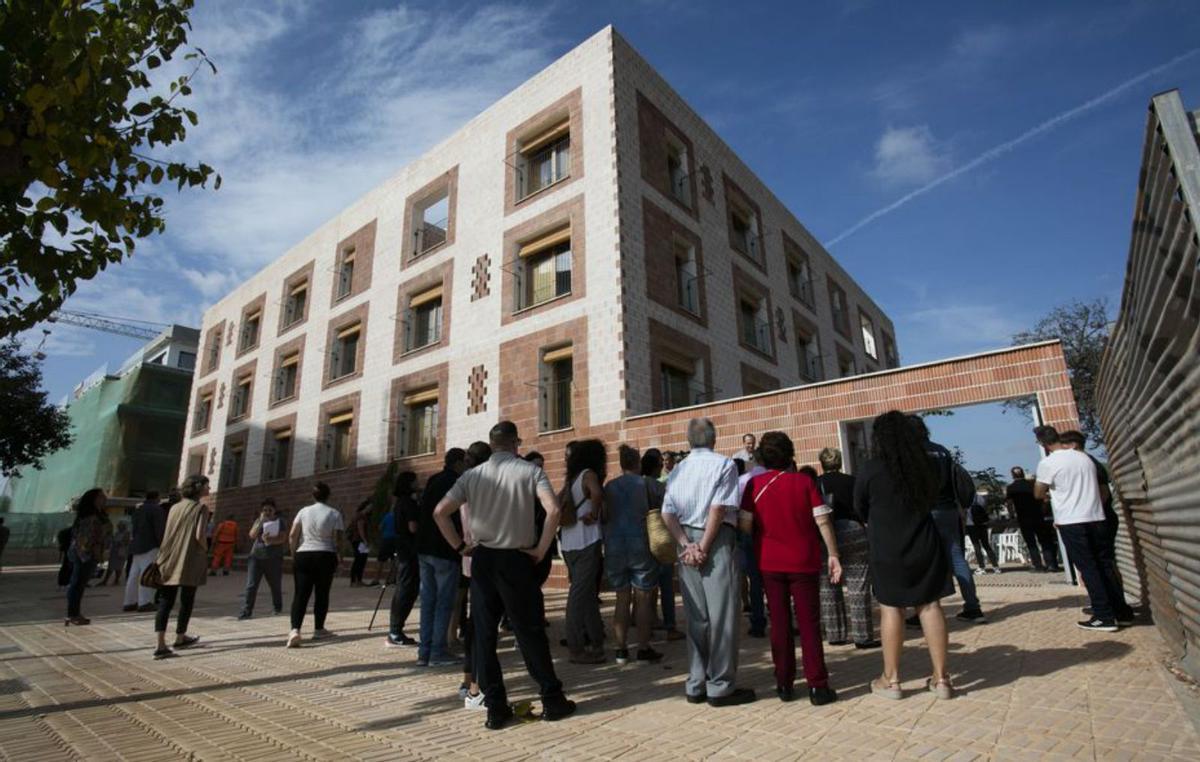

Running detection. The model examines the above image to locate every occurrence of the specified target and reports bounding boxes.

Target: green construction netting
[2,363,189,547]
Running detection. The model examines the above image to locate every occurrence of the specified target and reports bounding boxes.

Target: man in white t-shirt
[1034,426,1133,632]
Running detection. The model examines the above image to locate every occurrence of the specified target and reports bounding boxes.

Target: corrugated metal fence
[1097,89,1200,677]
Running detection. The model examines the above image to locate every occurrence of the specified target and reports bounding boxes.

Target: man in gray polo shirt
[662,417,756,706]
[434,420,576,730]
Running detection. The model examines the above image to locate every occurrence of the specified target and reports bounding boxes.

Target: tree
[0,0,219,336]
[969,467,1008,517]
[1003,298,1110,448]
[0,338,72,478]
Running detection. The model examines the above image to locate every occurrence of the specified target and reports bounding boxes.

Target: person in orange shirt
[209,516,239,576]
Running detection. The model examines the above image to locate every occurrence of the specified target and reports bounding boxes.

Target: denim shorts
[604,536,657,591]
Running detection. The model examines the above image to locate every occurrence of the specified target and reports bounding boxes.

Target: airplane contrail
[825,47,1200,248]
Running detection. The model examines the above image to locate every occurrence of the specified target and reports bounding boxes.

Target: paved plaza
[1,566,1198,761]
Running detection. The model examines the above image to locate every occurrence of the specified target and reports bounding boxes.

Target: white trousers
[124,548,158,607]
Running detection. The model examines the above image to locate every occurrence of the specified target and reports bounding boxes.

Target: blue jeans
[931,510,981,614]
[736,532,767,633]
[658,562,676,628]
[66,548,97,618]
[418,555,459,660]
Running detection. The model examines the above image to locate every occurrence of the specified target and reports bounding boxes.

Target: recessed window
[738,295,771,355]
[330,323,361,380]
[674,239,699,315]
[666,134,691,206]
[178,351,196,371]
[660,357,705,410]
[517,226,572,310]
[186,451,204,477]
[263,428,291,482]
[517,120,570,200]
[786,254,814,308]
[239,310,261,352]
[828,281,851,337]
[729,202,761,263]
[797,330,822,383]
[230,373,252,419]
[404,286,443,352]
[837,348,857,378]
[336,248,356,301]
[883,333,899,369]
[399,388,438,457]
[274,353,299,402]
[220,443,245,489]
[413,191,450,256]
[193,391,213,432]
[860,310,878,361]
[326,412,354,470]
[539,345,573,432]
[204,328,222,373]
[283,281,308,328]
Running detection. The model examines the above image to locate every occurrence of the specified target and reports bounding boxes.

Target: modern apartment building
[184,27,897,516]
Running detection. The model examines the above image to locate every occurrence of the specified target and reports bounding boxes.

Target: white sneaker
[972,568,986,576]
[286,631,302,648]
[464,692,486,711]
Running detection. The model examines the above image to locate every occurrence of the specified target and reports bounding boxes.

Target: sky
[20,0,1200,477]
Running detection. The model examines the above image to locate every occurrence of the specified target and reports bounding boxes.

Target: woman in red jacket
[740,431,842,705]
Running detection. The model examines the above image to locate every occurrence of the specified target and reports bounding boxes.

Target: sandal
[153,647,177,660]
[173,635,201,650]
[927,677,954,700]
[870,677,902,700]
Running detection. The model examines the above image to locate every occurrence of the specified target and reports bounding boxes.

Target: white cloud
[182,269,241,301]
[870,125,951,187]
[899,304,1025,360]
[951,25,1014,62]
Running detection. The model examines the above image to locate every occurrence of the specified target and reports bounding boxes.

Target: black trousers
[388,549,420,636]
[291,551,337,630]
[966,525,999,568]
[350,551,369,584]
[471,547,564,709]
[1017,512,1060,570]
[156,585,197,634]
[1058,521,1132,623]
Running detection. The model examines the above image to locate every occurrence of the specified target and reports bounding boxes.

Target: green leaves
[0,0,218,337]
[0,338,73,478]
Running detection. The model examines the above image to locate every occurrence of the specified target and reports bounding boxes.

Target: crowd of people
[52,411,1132,729]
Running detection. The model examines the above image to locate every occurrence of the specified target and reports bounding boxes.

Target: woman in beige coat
[153,475,213,659]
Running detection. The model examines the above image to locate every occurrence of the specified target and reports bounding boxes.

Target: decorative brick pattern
[467,364,488,415]
[470,254,491,301]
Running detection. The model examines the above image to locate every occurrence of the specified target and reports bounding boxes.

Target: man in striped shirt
[661,418,757,707]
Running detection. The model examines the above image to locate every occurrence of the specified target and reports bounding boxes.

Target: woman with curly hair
[65,488,110,626]
[854,411,954,700]
[559,438,607,663]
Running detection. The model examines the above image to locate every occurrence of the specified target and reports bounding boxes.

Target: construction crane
[47,310,169,341]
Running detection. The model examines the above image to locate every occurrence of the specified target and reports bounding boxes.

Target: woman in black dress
[854,411,954,700]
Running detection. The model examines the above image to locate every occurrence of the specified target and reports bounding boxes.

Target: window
[326,412,354,470]
[660,357,706,410]
[413,191,449,256]
[738,295,771,355]
[239,310,261,352]
[220,443,245,489]
[786,254,814,308]
[828,281,851,337]
[263,428,291,482]
[178,351,196,371]
[336,248,355,301]
[666,134,691,206]
[330,323,361,380]
[205,327,222,372]
[193,391,213,432]
[185,451,204,477]
[729,201,761,263]
[539,345,573,432]
[837,348,857,378]
[404,286,443,352]
[283,281,308,328]
[860,310,878,361]
[230,373,252,419]
[274,353,299,402]
[399,388,438,457]
[797,330,822,383]
[516,226,572,310]
[517,120,570,200]
[674,239,700,314]
[883,333,899,369]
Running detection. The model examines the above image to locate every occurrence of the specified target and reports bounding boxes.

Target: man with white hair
[661,418,756,706]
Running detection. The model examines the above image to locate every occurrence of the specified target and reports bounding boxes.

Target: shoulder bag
[644,477,677,565]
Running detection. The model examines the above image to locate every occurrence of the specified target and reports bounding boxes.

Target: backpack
[969,497,991,526]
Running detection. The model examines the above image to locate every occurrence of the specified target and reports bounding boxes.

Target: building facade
[184,28,896,519]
